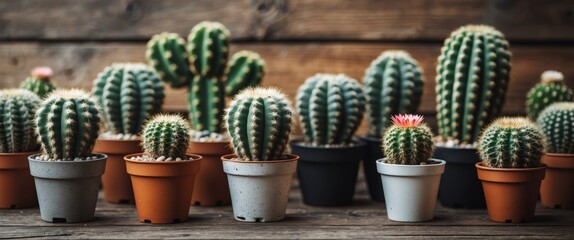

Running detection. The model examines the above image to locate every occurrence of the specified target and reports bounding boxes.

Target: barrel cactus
[364,50,424,137]
[36,89,101,161]
[224,50,265,96]
[382,114,434,165]
[92,63,165,136]
[478,117,545,168]
[436,25,511,145]
[20,66,56,99]
[225,88,293,161]
[526,70,574,121]
[0,89,41,153]
[537,102,574,154]
[296,74,366,146]
[142,114,191,160]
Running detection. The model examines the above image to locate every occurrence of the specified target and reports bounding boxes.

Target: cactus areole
[382,114,434,165]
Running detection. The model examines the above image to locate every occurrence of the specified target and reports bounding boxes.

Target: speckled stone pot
[222,154,298,223]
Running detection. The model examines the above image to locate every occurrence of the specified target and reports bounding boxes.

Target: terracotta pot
[540,153,574,209]
[125,153,202,224]
[0,151,39,209]
[476,163,546,223]
[187,141,232,206]
[94,139,142,204]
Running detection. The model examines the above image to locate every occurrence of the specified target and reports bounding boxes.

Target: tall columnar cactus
[296,74,366,146]
[36,89,101,160]
[142,114,191,159]
[537,102,574,154]
[526,70,574,121]
[20,66,56,98]
[364,50,424,137]
[382,114,434,165]
[225,88,293,161]
[0,89,41,153]
[478,117,545,168]
[92,63,165,135]
[224,50,265,96]
[146,32,192,88]
[436,25,511,145]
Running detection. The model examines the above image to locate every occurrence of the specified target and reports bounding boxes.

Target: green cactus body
[224,51,265,96]
[225,88,293,161]
[188,21,230,78]
[436,25,511,145]
[20,67,56,98]
[526,71,574,121]
[537,102,574,154]
[296,74,366,146]
[364,50,424,137]
[36,89,101,160]
[478,117,545,168]
[142,114,191,159]
[146,32,193,88]
[383,114,434,165]
[188,75,225,132]
[0,89,41,153]
[92,63,165,135]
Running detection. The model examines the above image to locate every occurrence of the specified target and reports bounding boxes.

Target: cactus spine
[142,114,191,159]
[537,102,574,154]
[364,50,424,137]
[296,74,366,146]
[436,25,511,145]
[36,89,101,160]
[146,33,193,88]
[225,88,293,161]
[0,89,41,153]
[92,63,165,135]
[382,114,434,165]
[20,67,56,98]
[478,117,545,168]
[526,70,574,121]
[224,50,265,96]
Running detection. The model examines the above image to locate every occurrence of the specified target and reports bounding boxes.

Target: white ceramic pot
[376,158,446,222]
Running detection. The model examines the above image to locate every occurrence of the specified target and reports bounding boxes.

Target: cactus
[20,66,56,98]
[146,32,193,88]
[0,89,41,153]
[382,114,434,165]
[36,89,101,160]
[364,50,424,137]
[142,114,191,159]
[224,51,266,96]
[225,88,293,161]
[436,25,511,145]
[296,74,366,146]
[537,102,574,154]
[526,70,574,121]
[478,117,545,168]
[92,63,165,135]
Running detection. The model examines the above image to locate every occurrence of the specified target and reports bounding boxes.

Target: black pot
[434,146,486,209]
[360,136,385,202]
[291,139,367,206]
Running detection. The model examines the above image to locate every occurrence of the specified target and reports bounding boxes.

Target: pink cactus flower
[390,114,424,128]
[31,66,53,79]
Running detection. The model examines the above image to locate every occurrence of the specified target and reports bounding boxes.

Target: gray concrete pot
[28,154,107,223]
[222,154,298,223]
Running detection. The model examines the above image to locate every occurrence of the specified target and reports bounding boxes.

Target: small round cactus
[225,88,293,161]
[146,32,193,88]
[382,114,434,165]
[526,70,574,121]
[537,102,574,154]
[0,89,42,153]
[20,66,56,99]
[224,50,266,97]
[478,117,545,168]
[142,114,191,159]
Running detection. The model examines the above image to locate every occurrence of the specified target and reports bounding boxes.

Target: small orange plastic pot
[0,151,39,209]
[187,141,232,207]
[540,153,574,209]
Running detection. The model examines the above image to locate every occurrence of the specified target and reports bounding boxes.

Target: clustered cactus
[478,117,545,168]
[364,50,424,137]
[436,25,511,145]
[224,51,265,97]
[92,63,165,136]
[142,114,191,159]
[0,89,41,153]
[20,66,56,99]
[36,89,101,160]
[296,74,366,146]
[225,88,293,161]
[537,102,574,154]
[382,114,434,165]
[526,70,574,121]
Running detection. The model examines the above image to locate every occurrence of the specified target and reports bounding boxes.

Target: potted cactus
[0,89,41,209]
[537,102,574,209]
[92,63,165,204]
[362,50,425,202]
[291,73,367,206]
[124,114,202,224]
[476,117,546,223]
[146,21,264,206]
[28,89,106,223]
[222,88,298,222]
[434,25,511,209]
[377,114,445,222]
[20,66,56,98]
[526,70,574,121]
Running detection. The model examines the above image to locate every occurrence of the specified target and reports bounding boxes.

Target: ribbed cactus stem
[188,21,230,78]
[20,66,56,98]
[0,89,41,153]
[382,114,434,165]
[146,32,193,88]
[526,70,574,121]
[142,114,191,159]
[224,50,266,96]
[537,102,574,154]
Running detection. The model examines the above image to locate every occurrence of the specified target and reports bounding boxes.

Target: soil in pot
[187,141,232,207]
[0,152,38,209]
[540,153,574,209]
[361,136,385,202]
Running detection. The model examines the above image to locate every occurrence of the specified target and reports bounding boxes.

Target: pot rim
[376,158,446,176]
[221,153,299,164]
[124,153,202,164]
[377,158,446,167]
[475,162,547,172]
[95,138,141,143]
[360,135,381,142]
[0,151,41,156]
[290,138,367,150]
[543,152,574,157]
[28,153,108,163]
